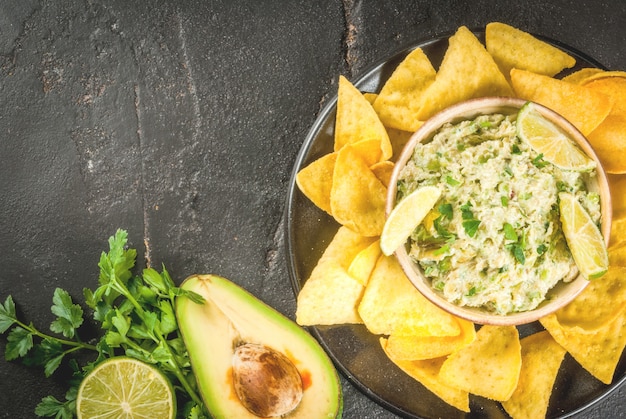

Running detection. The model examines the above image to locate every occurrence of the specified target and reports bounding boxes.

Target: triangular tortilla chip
[380,343,470,413]
[562,68,606,84]
[358,255,461,336]
[384,318,476,361]
[502,331,567,419]
[486,22,575,79]
[609,174,626,218]
[439,325,521,401]
[416,26,513,120]
[347,239,382,286]
[554,265,626,330]
[296,226,376,325]
[587,115,626,173]
[335,75,392,160]
[330,143,387,237]
[510,68,613,135]
[372,47,437,132]
[586,76,626,115]
[296,152,337,215]
[540,310,626,384]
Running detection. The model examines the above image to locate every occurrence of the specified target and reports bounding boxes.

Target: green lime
[76,357,176,419]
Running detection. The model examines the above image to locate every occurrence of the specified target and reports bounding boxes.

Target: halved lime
[381,185,441,256]
[517,102,596,171]
[559,192,608,280]
[76,357,176,419]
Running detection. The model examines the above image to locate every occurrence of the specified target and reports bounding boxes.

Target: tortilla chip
[502,331,567,419]
[335,75,392,160]
[351,138,384,167]
[510,68,613,136]
[562,68,607,84]
[295,152,337,215]
[358,255,461,336]
[609,174,626,218]
[587,115,626,173]
[486,22,575,79]
[380,344,470,412]
[611,216,626,249]
[554,265,626,330]
[439,325,521,401]
[610,241,626,267]
[330,143,387,237]
[416,26,513,120]
[585,76,626,115]
[540,310,626,384]
[363,92,377,104]
[347,240,382,286]
[370,160,394,188]
[384,318,476,361]
[372,47,437,132]
[387,127,415,161]
[296,226,376,325]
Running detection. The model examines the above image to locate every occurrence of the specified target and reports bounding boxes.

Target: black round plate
[285,31,626,419]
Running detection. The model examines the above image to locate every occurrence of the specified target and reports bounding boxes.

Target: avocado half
[176,274,343,418]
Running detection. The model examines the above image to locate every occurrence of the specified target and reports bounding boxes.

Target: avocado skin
[176,274,343,419]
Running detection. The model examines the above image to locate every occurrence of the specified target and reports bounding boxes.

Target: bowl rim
[386,96,613,326]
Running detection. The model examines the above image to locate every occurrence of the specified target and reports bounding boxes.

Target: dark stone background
[1,1,624,417]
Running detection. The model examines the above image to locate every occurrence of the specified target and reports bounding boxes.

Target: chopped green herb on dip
[397,113,601,315]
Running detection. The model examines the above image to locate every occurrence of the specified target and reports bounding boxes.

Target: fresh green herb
[438,203,453,220]
[0,229,209,418]
[501,195,509,207]
[532,153,549,168]
[511,143,522,154]
[503,223,518,241]
[460,202,481,237]
[537,243,548,255]
[503,224,527,265]
[445,175,460,186]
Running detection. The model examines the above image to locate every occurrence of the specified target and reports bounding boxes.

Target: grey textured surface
[1,1,625,418]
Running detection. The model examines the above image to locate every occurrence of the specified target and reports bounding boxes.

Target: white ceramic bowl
[387,97,612,326]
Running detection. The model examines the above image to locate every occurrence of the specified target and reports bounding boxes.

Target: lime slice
[381,185,441,256]
[559,192,608,280]
[517,102,596,171]
[77,357,176,419]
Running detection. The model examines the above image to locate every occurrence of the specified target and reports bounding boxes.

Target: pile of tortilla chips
[295,22,626,419]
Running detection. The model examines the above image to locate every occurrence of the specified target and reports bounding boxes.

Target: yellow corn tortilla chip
[502,331,567,419]
[439,325,521,401]
[587,115,626,174]
[363,92,377,104]
[330,143,387,237]
[370,160,394,188]
[372,48,437,132]
[611,216,626,249]
[335,75,392,160]
[380,344,470,413]
[358,255,461,336]
[609,174,626,218]
[562,67,607,84]
[416,26,513,120]
[510,68,613,136]
[347,240,382,286]
[351,138,384,167]
[585,75,626,115]
[296,226,376,325]
[387,127,415,161]
[540,310,626,384]
[610,241,626,267]
[554,265,626,331]
[384,318,476,361]
[485,22,575,79]
[295,152,337,215]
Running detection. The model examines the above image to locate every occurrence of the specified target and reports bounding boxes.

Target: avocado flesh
[176,274,343,419]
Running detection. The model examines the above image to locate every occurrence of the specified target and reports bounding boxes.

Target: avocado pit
[232,343,303,417]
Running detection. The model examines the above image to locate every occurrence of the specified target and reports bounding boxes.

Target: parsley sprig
[0,229,208,418]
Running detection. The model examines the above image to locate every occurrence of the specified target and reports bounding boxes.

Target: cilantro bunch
[0,229,208,419]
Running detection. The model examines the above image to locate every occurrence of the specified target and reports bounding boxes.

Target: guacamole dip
[397,113,600,315]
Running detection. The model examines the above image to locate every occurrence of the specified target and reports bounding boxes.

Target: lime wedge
[77,357,176,419]
[559,192,608,280]
[381,185,441,256]
[517,102,596,171]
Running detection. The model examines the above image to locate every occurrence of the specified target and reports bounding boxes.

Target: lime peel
[77,357,176,419]
[517,102,596,171]
[559,192,608,280]
[381,186,441,256]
